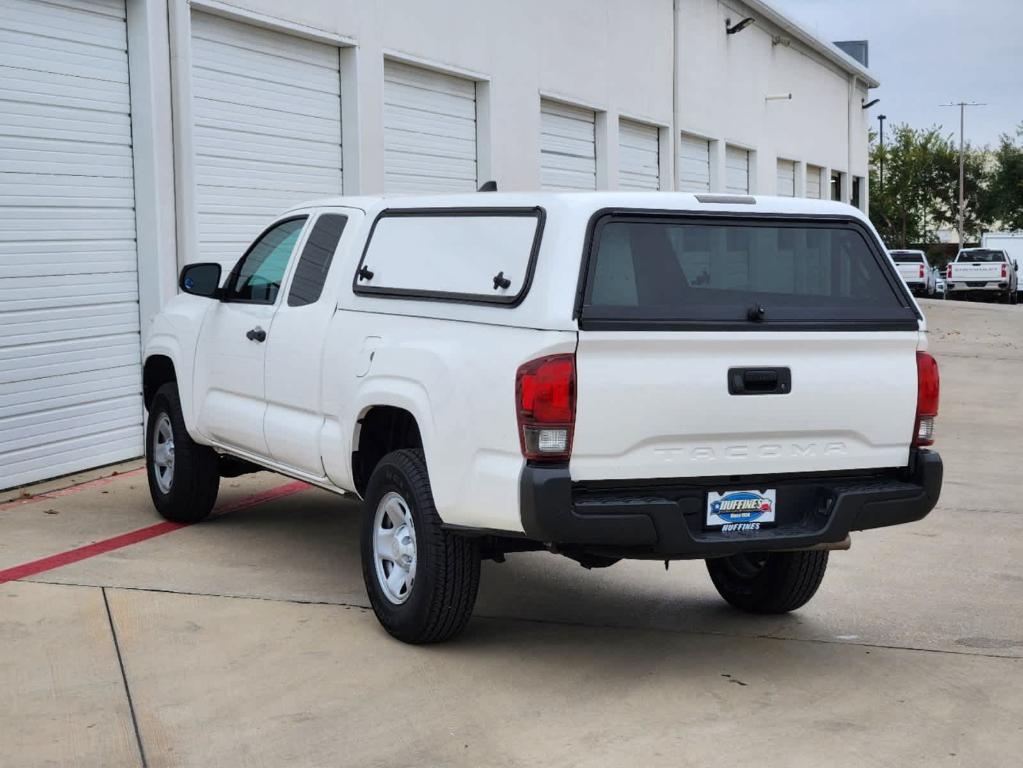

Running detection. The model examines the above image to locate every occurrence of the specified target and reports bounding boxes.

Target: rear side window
[581,215,918,330]
[353,208,545,305]
[288,214,348,307]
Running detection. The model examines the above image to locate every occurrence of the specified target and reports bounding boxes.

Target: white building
[0,0,878,489]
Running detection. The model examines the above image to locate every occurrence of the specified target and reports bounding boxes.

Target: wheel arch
[143,354,177,409]
[351,403,426,497]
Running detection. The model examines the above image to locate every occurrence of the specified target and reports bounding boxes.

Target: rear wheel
[146,383,219,523]
[706,550,828,614]
[360,449,481,643]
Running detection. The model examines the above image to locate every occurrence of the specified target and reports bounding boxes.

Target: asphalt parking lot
[2,298,1022,767]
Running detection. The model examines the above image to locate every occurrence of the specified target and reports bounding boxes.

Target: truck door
[264,210,359,476]
[193,216,308,456]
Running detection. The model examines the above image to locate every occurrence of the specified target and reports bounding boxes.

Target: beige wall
[677,0,871,202]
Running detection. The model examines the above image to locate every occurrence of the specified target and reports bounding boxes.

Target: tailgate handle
[728,367,791,395]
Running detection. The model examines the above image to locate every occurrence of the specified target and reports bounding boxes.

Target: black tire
[360,449,480,644]
[146,383,219,523]
[706,550,829,614]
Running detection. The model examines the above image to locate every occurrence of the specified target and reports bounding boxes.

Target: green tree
[870,125,948,247]
[986,124,1023,231]
[870,124,992,246]
[930,138,990,241]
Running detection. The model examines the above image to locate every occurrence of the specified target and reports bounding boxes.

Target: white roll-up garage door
[618,119,660,190]
[806,165,823,199]
[540,100,596,191]
[678,133,711,192]
[0,0,142,490]
[191,12,343,271]
[383,60,478,193]
[776,159,795,197]
[725,145,750,194]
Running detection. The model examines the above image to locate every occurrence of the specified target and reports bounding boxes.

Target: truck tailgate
[572,331,918,480]
[896,262,924,282]
[950,263,1002,280]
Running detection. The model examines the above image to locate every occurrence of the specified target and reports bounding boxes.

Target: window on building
[852,176,863,210]
[830,170,844,202]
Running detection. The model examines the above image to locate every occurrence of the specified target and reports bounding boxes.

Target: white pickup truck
[143,192,943,644]
[889,249,936,297]
[946,247,1019,304]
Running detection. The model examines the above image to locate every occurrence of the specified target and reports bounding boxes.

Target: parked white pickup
[946,248,1019,303]
[142,192,944,643]
[889,249,936,297]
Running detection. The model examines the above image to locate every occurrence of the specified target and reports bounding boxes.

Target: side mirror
[179,263,222,298]
[1014,260,1019,272]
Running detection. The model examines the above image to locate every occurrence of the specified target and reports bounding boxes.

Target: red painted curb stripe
[0,480,310,584]
[0,468,146,513]
[0,522,186,583]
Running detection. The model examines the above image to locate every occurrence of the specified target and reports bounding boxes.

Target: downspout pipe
[848,73,856,207]
[672,0,680,190]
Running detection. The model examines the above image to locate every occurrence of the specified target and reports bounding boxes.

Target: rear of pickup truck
[519,208,942,568]
[946,249,1017,302]
[890,250,931,296]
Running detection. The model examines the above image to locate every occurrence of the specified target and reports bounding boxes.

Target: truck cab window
[223,217,307,304]
[288,214,348,307]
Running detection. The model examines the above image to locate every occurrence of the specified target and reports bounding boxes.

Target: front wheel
[146,383,219,523]
[360,449,481,643]
[706,550,829,614]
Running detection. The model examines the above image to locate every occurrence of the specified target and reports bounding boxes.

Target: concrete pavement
[1,298,1022,766]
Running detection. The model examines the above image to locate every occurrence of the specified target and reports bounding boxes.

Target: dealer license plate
[706,489,777,531]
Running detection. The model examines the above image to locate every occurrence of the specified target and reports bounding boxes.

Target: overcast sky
[769,0,1023,148]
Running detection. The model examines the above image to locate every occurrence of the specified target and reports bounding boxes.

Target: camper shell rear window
[353,207,545,306]
[577,211,920,331]
[956,250,1005,263]
[891,251,924,263]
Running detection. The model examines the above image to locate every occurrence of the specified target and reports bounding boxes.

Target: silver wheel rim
[372,492,417,605]
[151,412,175,494]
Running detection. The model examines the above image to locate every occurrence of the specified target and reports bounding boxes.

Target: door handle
[728,367,791,395]
[246,327,267,342]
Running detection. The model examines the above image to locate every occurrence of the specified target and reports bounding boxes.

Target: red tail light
[914,351,940,447]
[516,354,575,461]
[919,265,925,279]
[1002,263,1008,278]
[946,264,952,279]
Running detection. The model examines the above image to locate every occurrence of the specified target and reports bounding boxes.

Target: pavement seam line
[29,578,1023,663]
[102,587,149,768]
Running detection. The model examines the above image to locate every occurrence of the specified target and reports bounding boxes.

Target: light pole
[877,114,887,190]
[940,101,985,244]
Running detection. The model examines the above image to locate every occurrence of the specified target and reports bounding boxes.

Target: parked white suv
[143,192,943,643]
[889,249,936,297]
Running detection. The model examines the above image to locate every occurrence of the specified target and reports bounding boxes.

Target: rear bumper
[519,451,942,559]
[947,281,1007,292]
